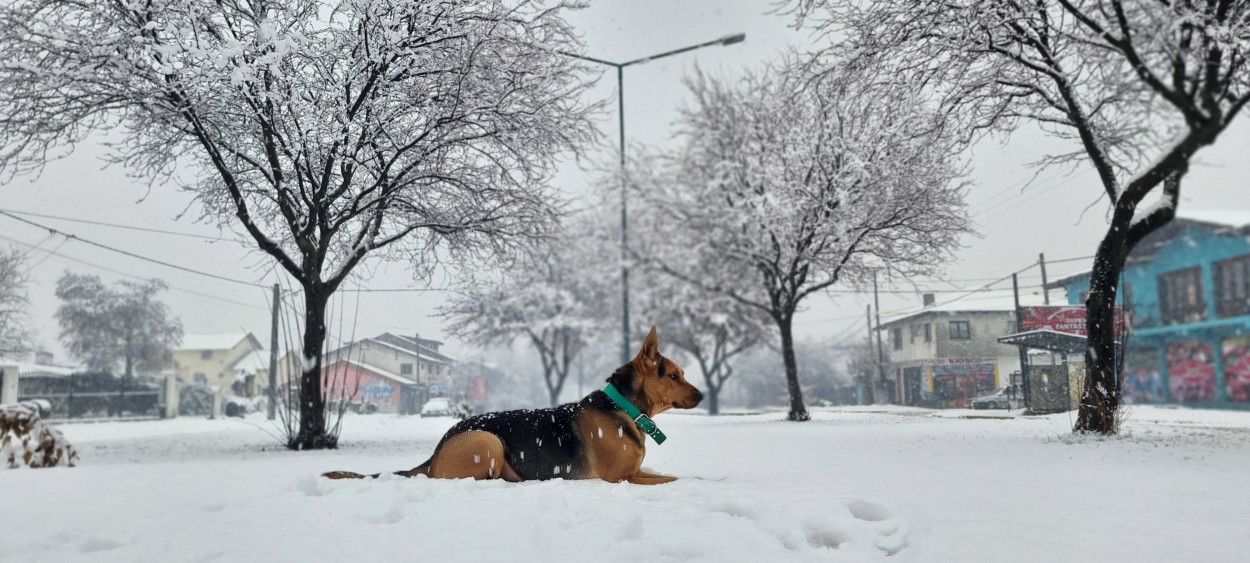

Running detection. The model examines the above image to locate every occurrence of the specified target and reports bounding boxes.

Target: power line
[0,232,269,312]
[0,210,266,288]
[0,207,244,244]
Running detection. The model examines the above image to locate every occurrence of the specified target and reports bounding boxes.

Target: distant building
[173,333,267,396]
[1048,209,1250,409]
[320,333,456,413]
[879,294,1025,407]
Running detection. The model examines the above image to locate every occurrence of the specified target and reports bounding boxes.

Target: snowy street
[4,407,1248,562]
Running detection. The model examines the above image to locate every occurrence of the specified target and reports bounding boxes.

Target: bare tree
[441,224,611,406]
[630,63,972,421]
[0,0,597,448]
[0,246,33,358]
[55,272,183,378]
[631,256,768,415]
[798,0,1250,433]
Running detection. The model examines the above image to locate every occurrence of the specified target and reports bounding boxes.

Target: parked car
[968,386,1023,410]
[420,397,453,417]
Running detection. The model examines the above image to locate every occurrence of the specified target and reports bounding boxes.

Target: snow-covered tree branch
[628,60,971,421]
[0,0,599,448]
[441,219,612,406]
[796,0,1250,433]
[0,247,34,358]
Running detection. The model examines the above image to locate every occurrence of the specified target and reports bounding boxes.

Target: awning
[997,329,1121,356]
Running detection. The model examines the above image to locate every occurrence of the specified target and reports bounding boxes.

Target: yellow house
[173,333,266,396]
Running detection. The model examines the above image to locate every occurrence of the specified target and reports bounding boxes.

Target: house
[173,333,267,397]
[878,294,1026,407]
[1047,209,1250,409]
[320,333,456,412]
[323,333,453,386]
[320,359,418,414]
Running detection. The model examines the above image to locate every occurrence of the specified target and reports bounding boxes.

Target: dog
[323,326,702,485]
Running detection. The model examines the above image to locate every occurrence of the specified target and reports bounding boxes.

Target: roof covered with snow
[1174,209,1250,230]
[0,360,80,377]
[879,296,1023,328]
[229,350,269,373]
[178,332,259,351]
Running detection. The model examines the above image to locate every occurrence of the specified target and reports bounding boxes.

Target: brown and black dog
[323,326,702,485]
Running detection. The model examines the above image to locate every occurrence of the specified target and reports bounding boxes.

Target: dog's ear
[636,325,659,364]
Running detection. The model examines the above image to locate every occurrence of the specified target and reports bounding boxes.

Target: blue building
[1047,210,1250,409]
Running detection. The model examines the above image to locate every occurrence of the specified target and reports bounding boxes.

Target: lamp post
[562,33,746,363]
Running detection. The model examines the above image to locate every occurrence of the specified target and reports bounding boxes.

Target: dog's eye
[669,373,679,381]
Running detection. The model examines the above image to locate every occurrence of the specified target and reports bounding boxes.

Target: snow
[228,350,269,373]
[4,407,1250,561]
[1174,209,1250,230]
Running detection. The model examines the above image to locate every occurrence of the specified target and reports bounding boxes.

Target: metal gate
[1026,365,1071,413]
[17,372,164,421]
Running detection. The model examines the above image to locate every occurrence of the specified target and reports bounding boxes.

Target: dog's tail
[321,459,432,480]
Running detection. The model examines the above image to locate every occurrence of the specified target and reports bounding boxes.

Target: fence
[16,372,165,421]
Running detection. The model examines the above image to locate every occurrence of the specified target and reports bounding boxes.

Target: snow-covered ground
[4,405,1249,562]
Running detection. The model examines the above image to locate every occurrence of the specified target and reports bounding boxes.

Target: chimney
[922,293,936,307]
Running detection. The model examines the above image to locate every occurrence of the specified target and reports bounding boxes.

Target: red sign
[1018,306,1126,336]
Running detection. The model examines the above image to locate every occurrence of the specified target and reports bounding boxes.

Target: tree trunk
[778,315,810,421]
[291,288,334,450]
[1074,207,1135,434]
[706,383,720,415]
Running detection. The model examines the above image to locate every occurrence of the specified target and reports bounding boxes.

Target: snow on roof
[361,338,451,364]
[1044,268,1092,289]
[229,350,269,373]
[1175,209,1250,230]
[325,359,415,385]
[1,360,79,377]
[879,294,1042,328]
[179,333,254,351]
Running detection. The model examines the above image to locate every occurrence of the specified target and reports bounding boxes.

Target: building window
[1158,266,1206,324]
[194,373,207,384]
[400,363,413,375]
[924,323,932,343]
[949,321,971,340]
[910,324,922,343]
[201,350,212,360]
[1215,254,1250,318]
[892,327,903,350]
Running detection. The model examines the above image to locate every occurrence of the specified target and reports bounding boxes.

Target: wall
[172,338,260,392]
[320,361,402,413]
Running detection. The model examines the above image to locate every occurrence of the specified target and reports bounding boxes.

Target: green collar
[603,383,667,445]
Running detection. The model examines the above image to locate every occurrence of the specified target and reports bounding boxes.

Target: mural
[1222,336,1250,402]
[1122,348,1165,403]
[360,380,397,402]
[1166,341,1215,402]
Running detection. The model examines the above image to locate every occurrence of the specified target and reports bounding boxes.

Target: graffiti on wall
[1223,336,1250,402]
[1122,348,1165,403]
[1167,341,1215,402]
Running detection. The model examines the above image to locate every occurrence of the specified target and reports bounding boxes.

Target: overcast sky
[2,0,1248,364]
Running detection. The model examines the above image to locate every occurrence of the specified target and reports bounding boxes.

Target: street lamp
[562,33,746,364]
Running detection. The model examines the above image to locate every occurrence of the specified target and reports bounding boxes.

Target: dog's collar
[602,383,666,445]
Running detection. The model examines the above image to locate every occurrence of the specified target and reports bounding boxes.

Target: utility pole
[1039,252,1050,305]
[872,271,887,404]
[267,283,279,420]
[864,305,876,405]
[1013,273,1031,408]
[558,33,747,364]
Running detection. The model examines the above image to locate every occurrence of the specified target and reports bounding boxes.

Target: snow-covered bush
[0,401,77,468]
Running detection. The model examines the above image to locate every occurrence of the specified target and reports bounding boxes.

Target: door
[903,367,923,406]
